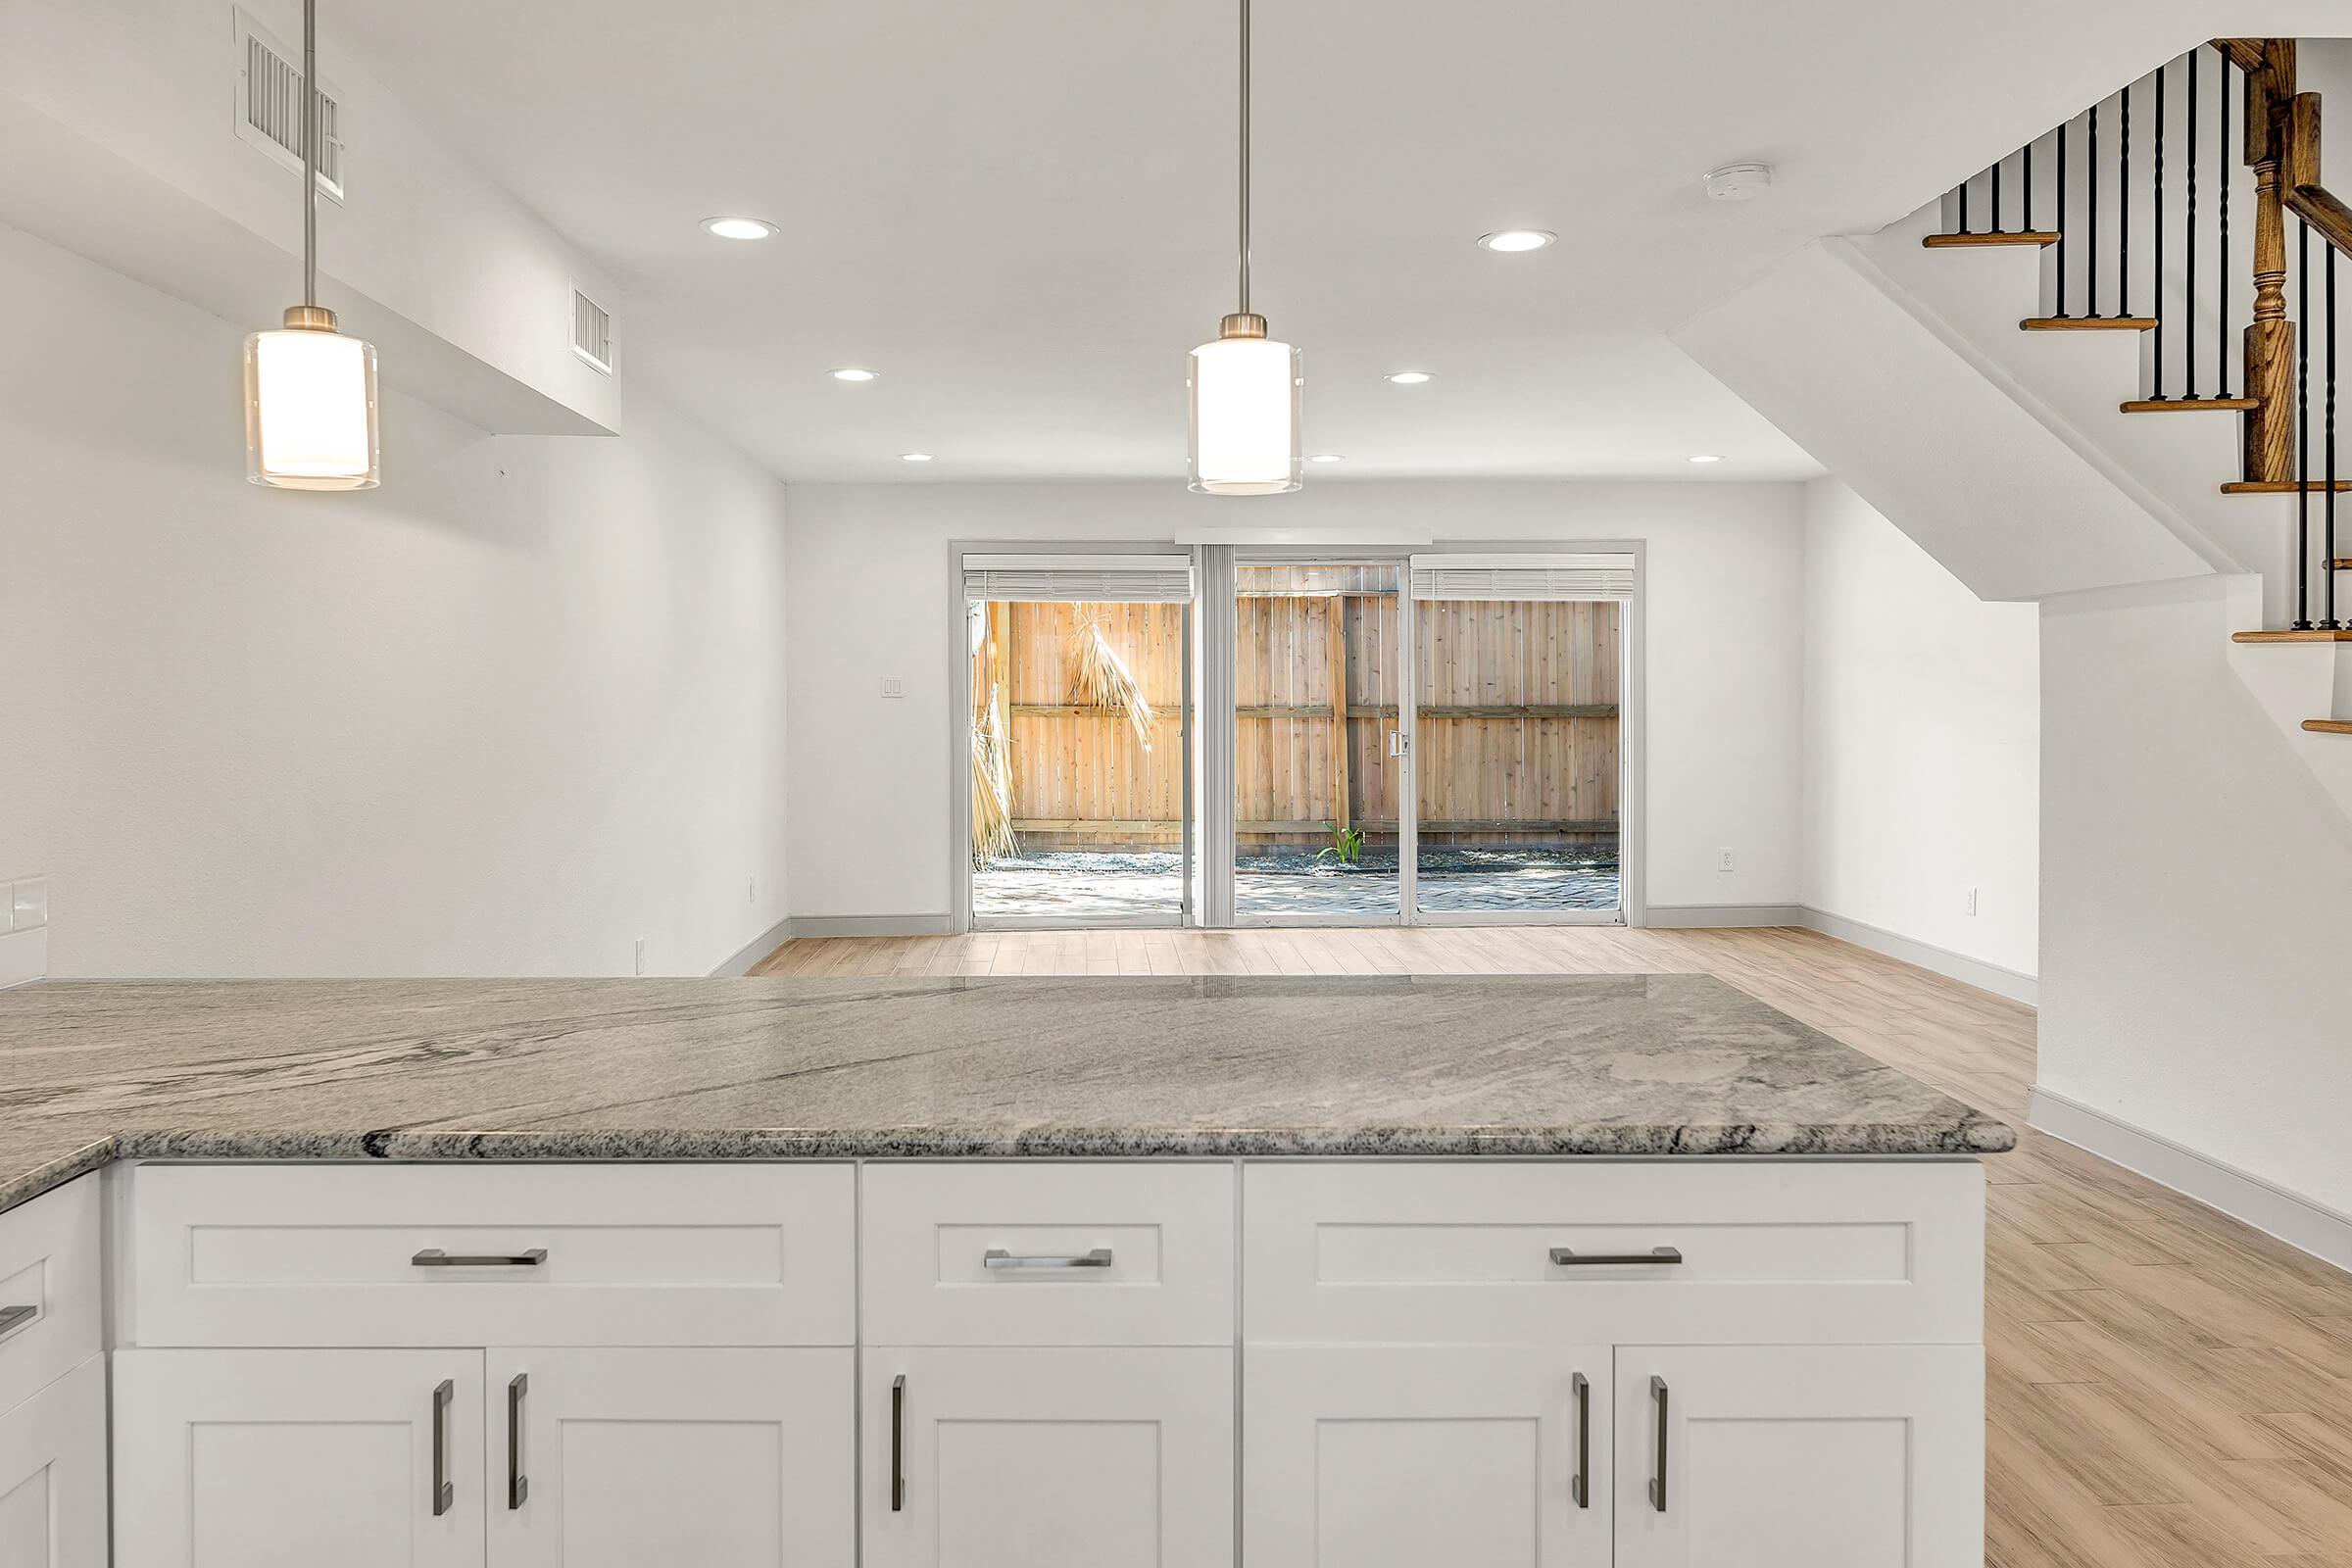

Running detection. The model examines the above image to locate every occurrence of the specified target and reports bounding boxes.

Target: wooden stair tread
[2335,559,2352,569]
[2306,719,2352,734]
[2232,628,2352,641]
[2120,397,2261,413]
[2219,480,2352,493]
[2022,316,2158,331]
[1923,231,2060,249]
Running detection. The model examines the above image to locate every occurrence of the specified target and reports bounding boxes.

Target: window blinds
[961,554,1197,603]
[1406,552,1636,602]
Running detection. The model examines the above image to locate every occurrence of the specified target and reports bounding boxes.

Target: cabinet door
[1244,1346,1609,1568]
[485,1348,852,1568]
[114,1348,486,1568]
[864,1348,1232,1568]
[0,1354,108,1567]
[1614,1345,1982,1568]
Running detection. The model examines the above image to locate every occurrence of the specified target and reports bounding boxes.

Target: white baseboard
[2030,1085,2352,1273]
[1795,907,2038,1005]
[1642,903,1804,928]
[709,915,796,977]
[782,913,957,941]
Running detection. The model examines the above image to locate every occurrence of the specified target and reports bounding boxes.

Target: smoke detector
[1704,163,1774,202]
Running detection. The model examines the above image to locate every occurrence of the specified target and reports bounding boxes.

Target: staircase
[1677,34,2352,805]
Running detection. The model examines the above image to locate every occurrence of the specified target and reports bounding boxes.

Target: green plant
[1316,821,1364,867]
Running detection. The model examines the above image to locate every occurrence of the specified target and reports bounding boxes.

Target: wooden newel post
[2245,41,2298,484]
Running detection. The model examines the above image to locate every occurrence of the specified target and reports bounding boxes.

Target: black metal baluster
[2024,136,2034,232]
[1993,154,2004,233]
[2155,63,2167,394]
[2220,52,2232,397]
[2186,48,2199,397]
[2328,245,2341,629]
[2118,83,2132,318]
[2089,101,2101,317]
[1959,173,1970,234]
[2058,118,2070,316]
[2296,219,2313,629]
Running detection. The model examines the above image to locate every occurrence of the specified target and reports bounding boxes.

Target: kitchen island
[0,973,2008,1567]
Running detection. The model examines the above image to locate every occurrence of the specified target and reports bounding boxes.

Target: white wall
[1800,479,2039,979]
[0,220,790,977]
[2039,575,2352,1218]
[784,480,1805,924]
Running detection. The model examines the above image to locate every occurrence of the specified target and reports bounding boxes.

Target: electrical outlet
[1964,887,1979,916]
[880,676,906,700]
[1717,848,1736,873]
[633,936,647,976]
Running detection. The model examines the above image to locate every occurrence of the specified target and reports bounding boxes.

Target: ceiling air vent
[571,287,614,376]
[234,8,345,201]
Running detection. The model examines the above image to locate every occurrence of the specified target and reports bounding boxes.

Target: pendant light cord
[1232,0,1250,315]
[303,0,318,310]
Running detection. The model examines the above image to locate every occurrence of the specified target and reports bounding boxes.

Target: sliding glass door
[962,554,1193,929]
[1232,559,1413,923]
[1403,554,1630,923]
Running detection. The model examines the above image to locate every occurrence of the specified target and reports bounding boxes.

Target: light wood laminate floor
[757,924,2352,1564]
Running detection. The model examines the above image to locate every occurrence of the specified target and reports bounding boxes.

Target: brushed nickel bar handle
[507,1373,529,1510]
[1570,1372,1591,1508]
[431,1378,455,1517]
[413,1249,549,1269]
[890,1375,906,1512]
[1547,1246,1684,1267]
[0,1304,37,1343]
[982,1248,1113,1270]
[1648,1375,1670,1513]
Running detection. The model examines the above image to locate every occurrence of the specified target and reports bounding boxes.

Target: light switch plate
[10,878,47,931]
[880,676,906,700]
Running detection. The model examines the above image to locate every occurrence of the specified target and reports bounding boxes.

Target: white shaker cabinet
[113,1348,488,1568]
[1244,1346,1612,1568]
[1611,1344,1984,1568]
[484,1348,854,1568]
[0,1354,108,1568]
[861,1348,1234,1568]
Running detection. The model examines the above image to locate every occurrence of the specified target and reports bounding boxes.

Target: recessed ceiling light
[1688,454,1724,464]
[830,368,879,382]
[1477,229,1556,253]
[1385,370,1434,384]
[703,217,778,240]
[1308,453,1344,464]
[899,452,934,463]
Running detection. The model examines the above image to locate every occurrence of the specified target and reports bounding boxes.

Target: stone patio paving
[972,845,1620,922]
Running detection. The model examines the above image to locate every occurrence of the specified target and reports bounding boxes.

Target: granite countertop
[0,973,2014,1213]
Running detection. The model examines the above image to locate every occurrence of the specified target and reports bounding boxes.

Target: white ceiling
[335,0,2268,484]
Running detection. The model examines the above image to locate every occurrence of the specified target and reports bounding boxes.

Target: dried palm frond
[1068,612,1156,751]
[970,710,1017,863]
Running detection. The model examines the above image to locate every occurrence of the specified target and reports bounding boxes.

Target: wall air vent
[234,8,345,201]
[570,287,614,376]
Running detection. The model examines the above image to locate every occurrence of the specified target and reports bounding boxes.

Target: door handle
[507,1373,529,1509]
[413,1248,548,1268]
[1548,1246,1683,1267]
[1648,1375,1670,1512]
[0,1303,36,1343]
[1570,1372,1591,1508]
[430,1378,455,1517]
[890,1375,907,1512]
[982,1248,1113,1271]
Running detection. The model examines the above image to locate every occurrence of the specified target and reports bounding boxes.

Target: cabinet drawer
[861,1163,1234,1346]
[1244,1161,1984,1346]
[0,1178,102,1417]
[125,1162,856,1348]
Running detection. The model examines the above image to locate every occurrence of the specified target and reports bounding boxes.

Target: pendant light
[1188,0,1300,495]
[245,0,378,489]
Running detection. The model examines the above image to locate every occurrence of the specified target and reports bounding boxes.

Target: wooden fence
[971,585,1620,856]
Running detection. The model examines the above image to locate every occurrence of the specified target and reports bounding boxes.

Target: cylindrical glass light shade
[1189,332,1301,495]
[244,325,380,490]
